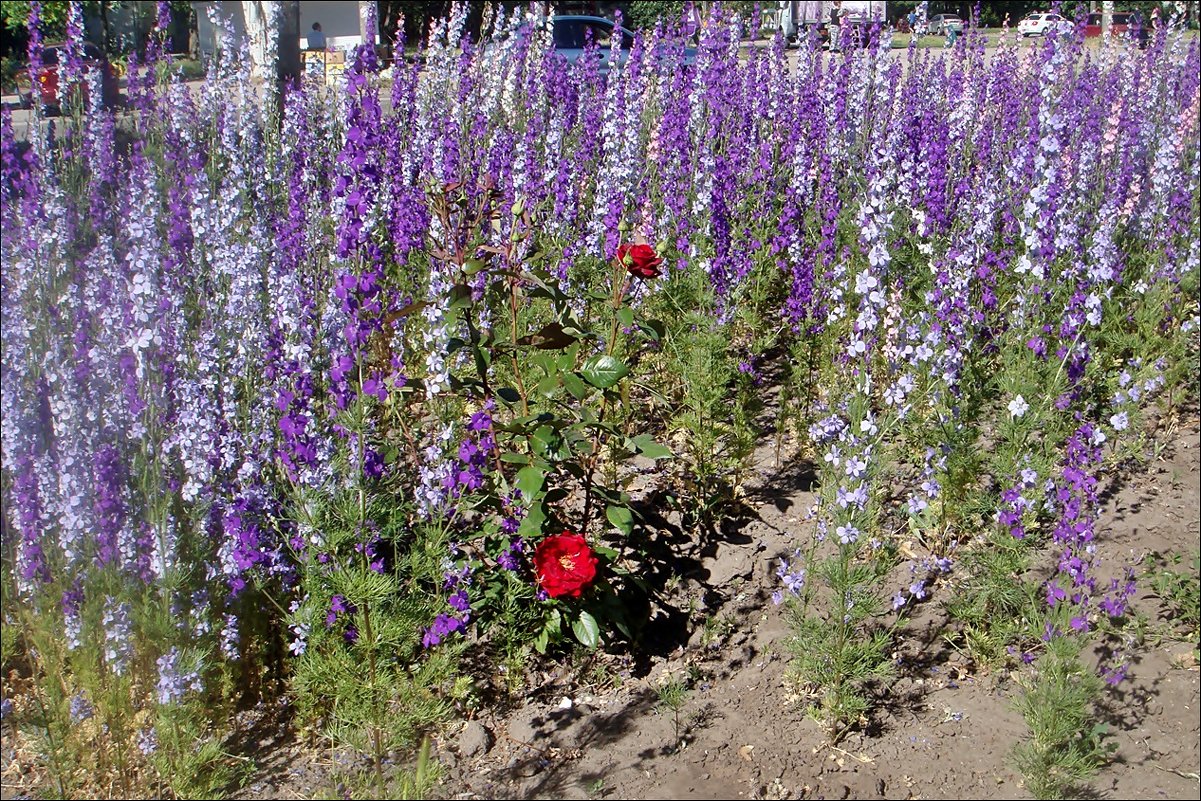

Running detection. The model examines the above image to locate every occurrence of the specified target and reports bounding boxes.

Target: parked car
[15,41,119,114]
[550,15,696,73]
[1083,11,1149,46]
[929,14,965,36]
[1084,12,1133,36]
[1016,12,1070,37]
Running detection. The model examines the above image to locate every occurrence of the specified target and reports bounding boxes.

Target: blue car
[550,15,697,74]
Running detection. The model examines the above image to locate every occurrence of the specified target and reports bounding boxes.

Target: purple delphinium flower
[421,612,468,649]
[156,646,201,705]
[69,691,93,723]
[102,597,133,677]
[774,552,807,604]
[497,538,525,571]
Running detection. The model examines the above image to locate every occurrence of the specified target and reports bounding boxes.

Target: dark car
[15,41,119,114]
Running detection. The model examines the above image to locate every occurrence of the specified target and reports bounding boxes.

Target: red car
[1084,12,1133,37]
[16,42,120,113]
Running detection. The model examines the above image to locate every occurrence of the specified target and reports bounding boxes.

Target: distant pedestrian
[307,22,326,51]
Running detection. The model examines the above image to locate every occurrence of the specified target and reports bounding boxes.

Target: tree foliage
[1,1,76,38]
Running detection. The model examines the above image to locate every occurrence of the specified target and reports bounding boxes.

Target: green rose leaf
[606,504,634,536]
[593,544,619,560]
[581,355,630,389]
[515,465,547,500]
[630,434,672,460]
[572,610,600,650]
[517,501,547,538]
[517,321,578,350]
[562,372,588,399]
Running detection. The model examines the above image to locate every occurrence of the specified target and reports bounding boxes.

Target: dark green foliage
[1013,639,1114,800]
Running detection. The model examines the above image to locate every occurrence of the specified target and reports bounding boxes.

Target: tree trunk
[1102,0,1113,36]
[242,1,272,82]
[359,0,378,49]
[101,2,111,53]
[278,1,300,87]
[242,1,299,89]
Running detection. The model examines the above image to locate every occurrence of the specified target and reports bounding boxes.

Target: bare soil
[425,412,1201,801]
[229,405,1200,801]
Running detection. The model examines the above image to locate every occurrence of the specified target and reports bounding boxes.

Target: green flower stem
[509,271,530,417]
[581,259,630,535]
[355,359,386,800]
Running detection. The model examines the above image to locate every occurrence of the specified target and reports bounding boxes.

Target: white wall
[192,2,246,58]
[299,1,368,50]
[193,1,370,58]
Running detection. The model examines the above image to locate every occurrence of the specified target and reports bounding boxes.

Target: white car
[929,14,965,36]
[1017,12,1068,37]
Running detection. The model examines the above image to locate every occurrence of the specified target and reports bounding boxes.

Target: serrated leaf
[617,306,634,328]
[581,355,629,389]
[630,434,672,460]
[562,372,588,399]
[515,465,546,499]
[572,611,600,650]
[638,320,665,342]
[449,284,473,309]
[593,544,619,560]
[606,505,633,536]
[517,321,578,350]
[518,509,546,540]
[530,425,556,456]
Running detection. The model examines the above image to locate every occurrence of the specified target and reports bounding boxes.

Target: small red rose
[617,243,663,279]
[533,532,599,599]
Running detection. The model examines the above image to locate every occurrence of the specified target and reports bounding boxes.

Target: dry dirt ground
[229,402,1200,801]
[423,413,1201,801]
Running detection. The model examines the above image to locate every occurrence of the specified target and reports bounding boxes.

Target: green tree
[1,2,193,52]
[1,1,75,38]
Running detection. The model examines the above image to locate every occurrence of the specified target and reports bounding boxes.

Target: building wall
[192,1,370,58]
[299,1,370,50]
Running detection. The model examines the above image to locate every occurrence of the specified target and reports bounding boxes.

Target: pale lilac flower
[69,692,93,723]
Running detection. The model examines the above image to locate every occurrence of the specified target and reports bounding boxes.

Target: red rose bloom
[617,243,663,279]
[533,533,598,599]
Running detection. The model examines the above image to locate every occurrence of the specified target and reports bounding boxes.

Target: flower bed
[1,2,1198,798]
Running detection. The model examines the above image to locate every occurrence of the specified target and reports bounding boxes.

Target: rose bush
[533,533,599,599]
[617,243,663,279]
